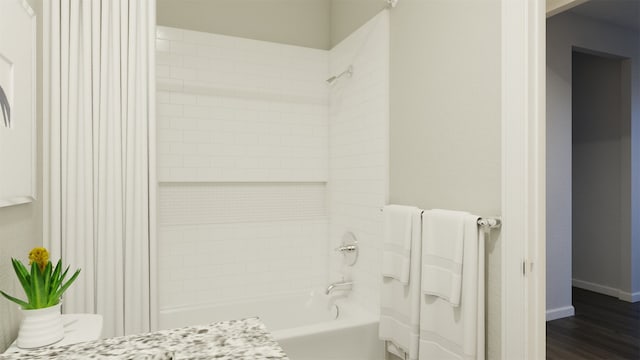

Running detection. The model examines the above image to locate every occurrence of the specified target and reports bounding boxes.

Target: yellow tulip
[28,247,49,272]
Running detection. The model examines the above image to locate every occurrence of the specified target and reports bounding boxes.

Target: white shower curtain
[43,0,155,337]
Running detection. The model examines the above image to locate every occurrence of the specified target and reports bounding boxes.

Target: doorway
[571,50,631,300]
[546,0,640,323]
[546,8,637,356]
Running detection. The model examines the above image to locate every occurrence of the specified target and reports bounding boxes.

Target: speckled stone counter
[1,317,289,360]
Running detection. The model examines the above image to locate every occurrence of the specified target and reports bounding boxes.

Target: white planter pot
[17,303,64,349]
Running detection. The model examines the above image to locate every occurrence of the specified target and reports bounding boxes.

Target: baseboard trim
[546,306,575,321]
[572,279,619,298]
[572,278,640,303]
[618,291,640,303]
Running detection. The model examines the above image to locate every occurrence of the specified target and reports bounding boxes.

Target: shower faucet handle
[335,232,358,266]
[334,245,357,253]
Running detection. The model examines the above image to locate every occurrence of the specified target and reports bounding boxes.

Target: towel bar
[379,207,502,230]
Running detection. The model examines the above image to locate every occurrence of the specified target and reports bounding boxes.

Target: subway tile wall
[156,14,388,318]
[156,27,330,315]
[159,219,327,310]
[159,183,327,226]
[156,26,329,183]
[328,12,389,315]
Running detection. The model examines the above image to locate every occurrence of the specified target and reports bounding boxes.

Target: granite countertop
[1,317,289,360]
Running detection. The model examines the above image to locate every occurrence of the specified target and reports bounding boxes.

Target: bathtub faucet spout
[325,281,353,295]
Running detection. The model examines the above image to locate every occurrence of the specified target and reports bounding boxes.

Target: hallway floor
[547,287,640,359]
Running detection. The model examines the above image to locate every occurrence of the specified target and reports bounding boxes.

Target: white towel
[379,208,422,360]
[418,214,485,360]
[382,205,416,284]
[421,209,466,306]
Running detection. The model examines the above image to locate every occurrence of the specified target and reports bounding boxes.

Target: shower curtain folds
[43,0,155,338]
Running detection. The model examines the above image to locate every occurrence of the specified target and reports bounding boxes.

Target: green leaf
[47,260,62,306]
[48,260,62,304]
[11,259,32,300]
[30,262,44,308]
[51,269,81,303]
[51,260,62,281]
[43,262,52,300]
[60,266,69,281]
[12,258,30,282]
[0,290,31,309]
[49,265,71,304]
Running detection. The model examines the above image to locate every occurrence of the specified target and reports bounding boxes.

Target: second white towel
[421,209,466,306]
[418,214,485,360]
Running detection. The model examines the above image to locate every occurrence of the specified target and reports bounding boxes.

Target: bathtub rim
[272,303,378,341]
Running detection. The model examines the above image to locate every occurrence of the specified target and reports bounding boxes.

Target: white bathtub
[159,292,385,360]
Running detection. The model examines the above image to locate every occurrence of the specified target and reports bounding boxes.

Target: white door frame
[501,0,546,358]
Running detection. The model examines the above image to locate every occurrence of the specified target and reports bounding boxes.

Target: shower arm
[326,65,354,85]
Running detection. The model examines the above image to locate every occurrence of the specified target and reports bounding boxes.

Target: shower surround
[156,12,388,326]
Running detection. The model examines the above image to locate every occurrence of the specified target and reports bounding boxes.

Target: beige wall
[0,0,43,352]
[157,0,331,49]
[389,2,501,215]
[330,0,504,357]
[329,1,503,358]
[157,0,385,50]
[330,0,382,47]
[389,0,501,359]
[388,1,501,357]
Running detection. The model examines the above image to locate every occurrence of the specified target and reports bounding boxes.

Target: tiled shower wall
[156,27,329,316]
[156,13,389,320]
[328,12,389,314]
[156,27,328,183]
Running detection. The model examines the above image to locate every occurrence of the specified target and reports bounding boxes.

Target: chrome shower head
[326,65,354,85]
[326,75,338,85]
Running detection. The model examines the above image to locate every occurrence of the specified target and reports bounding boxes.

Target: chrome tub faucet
[325,281,353,295]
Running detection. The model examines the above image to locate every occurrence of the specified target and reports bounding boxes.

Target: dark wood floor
[547,287,640,359]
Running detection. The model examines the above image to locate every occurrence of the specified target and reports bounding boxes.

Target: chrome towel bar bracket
[477,217,501,230]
